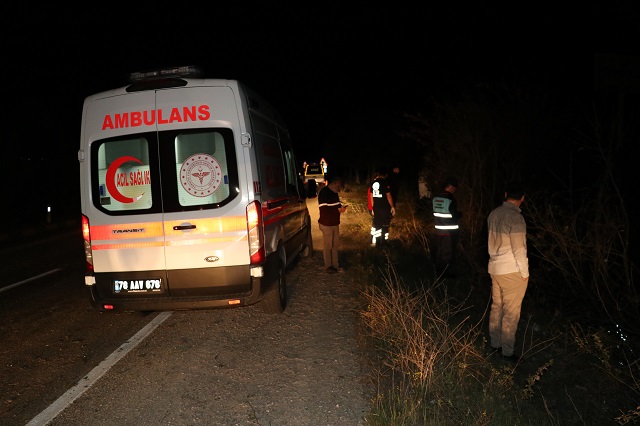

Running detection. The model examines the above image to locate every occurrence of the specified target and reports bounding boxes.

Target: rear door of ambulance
[84,83,251,303]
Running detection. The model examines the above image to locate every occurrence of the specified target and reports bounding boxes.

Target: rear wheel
[301,224,313,257]
[262,259,286,314]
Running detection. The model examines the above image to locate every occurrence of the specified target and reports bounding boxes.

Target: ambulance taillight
[246,201,265,264]
[81,214,94,274]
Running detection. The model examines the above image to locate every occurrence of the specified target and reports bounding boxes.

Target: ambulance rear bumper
[86,258,278,312]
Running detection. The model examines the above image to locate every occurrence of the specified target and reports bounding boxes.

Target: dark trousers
[371,211,392,246]
[435,233,457,274]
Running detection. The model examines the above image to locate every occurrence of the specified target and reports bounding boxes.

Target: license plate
[114,278,162,294]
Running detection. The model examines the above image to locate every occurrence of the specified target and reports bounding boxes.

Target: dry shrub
[359,259,504,424]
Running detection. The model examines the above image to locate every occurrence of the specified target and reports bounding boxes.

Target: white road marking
[0,269,62,294]
[26,311,173,426]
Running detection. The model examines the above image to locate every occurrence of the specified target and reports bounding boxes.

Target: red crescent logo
[105,156,144,203]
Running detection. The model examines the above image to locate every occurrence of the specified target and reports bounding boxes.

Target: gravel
[46,197,372,425]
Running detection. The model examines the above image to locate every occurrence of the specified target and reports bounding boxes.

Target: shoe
[501,353,523,363]
[325,266,337,274]
[485,345,500,355]
[337,267,345,273]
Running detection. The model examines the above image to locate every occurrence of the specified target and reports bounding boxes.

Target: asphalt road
[0,200,370,425]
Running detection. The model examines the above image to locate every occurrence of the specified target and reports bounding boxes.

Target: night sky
[2,4,639,223]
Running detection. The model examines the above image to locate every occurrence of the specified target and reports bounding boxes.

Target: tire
[301,224,313,257]
[262,259,286,314]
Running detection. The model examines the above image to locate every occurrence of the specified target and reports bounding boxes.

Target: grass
[338,183,640,425]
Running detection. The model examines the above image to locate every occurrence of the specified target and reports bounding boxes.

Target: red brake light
[246,201,265,264]
[82,214,94,274]
[82,215,90,242]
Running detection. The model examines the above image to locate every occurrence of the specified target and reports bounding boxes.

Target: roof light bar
[129,65,202,83]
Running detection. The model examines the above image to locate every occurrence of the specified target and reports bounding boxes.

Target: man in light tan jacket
[487,182,529,362]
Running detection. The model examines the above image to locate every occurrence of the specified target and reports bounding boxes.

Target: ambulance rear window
[173,131,233,207]
[91,128,239,215]
[94,136,156,213]
[306,164,323,175]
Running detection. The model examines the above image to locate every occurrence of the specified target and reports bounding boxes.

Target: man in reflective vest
[369,168,396,247]
[432,177,459,277]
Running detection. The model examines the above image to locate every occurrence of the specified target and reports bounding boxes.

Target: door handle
[173,224,196,230]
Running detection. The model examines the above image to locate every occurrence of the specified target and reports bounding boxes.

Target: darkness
[1,4,639,227]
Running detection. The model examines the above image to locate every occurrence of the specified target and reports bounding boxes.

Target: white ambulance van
[79,66,313,313]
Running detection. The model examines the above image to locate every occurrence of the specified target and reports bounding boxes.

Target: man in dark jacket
[432,177,459,277]
[388,166,401,206]
[318,175,347,273]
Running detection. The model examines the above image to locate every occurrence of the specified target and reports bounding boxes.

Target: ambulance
[79,66,313,313]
